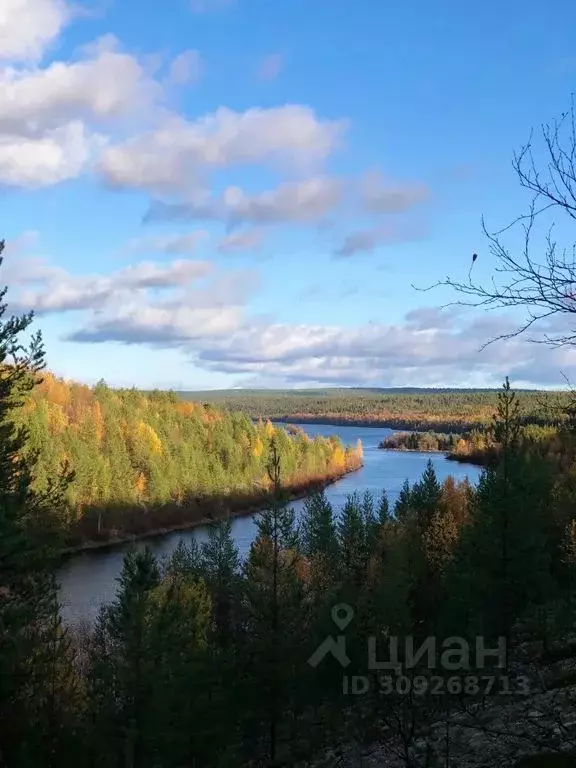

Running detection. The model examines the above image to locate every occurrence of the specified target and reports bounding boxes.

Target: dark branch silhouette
[417,95,576,349]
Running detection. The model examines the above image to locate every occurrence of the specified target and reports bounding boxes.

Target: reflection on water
[58,423,482,625]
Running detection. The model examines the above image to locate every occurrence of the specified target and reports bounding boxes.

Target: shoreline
[271,416,478,433]
[59,462,363,558]
[378,445,486,467]
[378,446,449,455]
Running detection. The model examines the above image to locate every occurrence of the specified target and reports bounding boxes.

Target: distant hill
[176,387,567,432]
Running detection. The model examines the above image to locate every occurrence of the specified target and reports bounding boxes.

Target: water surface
[58,423,481,625]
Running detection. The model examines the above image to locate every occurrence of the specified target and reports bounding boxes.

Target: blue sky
[3,0,576,389]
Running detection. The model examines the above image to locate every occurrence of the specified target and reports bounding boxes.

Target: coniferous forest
[3,252,576,765]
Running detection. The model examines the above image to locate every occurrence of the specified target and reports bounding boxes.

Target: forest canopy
[185,387,570,432]
[17,374,362,545]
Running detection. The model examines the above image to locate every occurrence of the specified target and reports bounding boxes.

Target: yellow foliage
[331,445,346,469]
[137,421,163,454]
[92,401,104,443]
[135,472,147,498]
[47,403,68,435]
[264,419,275,439]
[252,437,264,458]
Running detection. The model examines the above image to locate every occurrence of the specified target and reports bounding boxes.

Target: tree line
[190,387,570,432]
[5,335,576,764]
[15,372,362,547]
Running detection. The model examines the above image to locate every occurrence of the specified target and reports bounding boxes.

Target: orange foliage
[135,472,147,498]
[176,401,196,417]
[92,401,104,443]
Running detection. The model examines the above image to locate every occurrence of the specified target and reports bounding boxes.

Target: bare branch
[424,95,576,349]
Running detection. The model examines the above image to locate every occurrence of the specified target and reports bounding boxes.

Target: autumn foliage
[19,374,363,544]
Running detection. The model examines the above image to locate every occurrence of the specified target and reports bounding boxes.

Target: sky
[2,0,576,390]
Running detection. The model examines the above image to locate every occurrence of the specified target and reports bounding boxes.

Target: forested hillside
[185,387,568,432]
[18,374,362,545]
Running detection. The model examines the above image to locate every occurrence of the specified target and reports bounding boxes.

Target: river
[57,423,482,625]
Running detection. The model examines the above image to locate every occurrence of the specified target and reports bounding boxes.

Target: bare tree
[423,95,576,349]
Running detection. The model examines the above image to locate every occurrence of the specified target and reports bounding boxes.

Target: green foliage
[19,378,362,543]
[186,386,570,431]
[0,243,77,767]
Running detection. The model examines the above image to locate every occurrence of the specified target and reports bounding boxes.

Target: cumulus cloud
[258,53,283,81]
[0,0,69,63]
[0,36,162,134]
[218,228,264,253]
[334,222,426,257]
[11,246,573,387]
[0,122,105,188]
[147,176,343,225]
[7,257,214,313]
[35,252,572,388]
[166,50,202,86]
[99,106,347,195]
[361,170,429,213]
[0,34,164,187]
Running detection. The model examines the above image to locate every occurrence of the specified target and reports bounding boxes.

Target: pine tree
[242,439,307,764]
[447,379,555,666]
[394,479,413,522]
[300,490,339,573]
[337,491,366,586]
[0,241,75,767]
[87,547,160,767]
[200,519,241,646]
[411,459,442,529]
[377,489,391,525]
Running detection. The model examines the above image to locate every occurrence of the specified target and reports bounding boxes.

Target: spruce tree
[0,241,75,767]
[394,479,413,522]
[300,490,339,573]
[242,439,307,764]
[377,489,391,525]
[200,519,241,647]
[411,458,442,529]
[87,547,160,767]
[337,491,366,586]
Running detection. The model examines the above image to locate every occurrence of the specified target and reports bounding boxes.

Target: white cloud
[0,37,162,134]
[7,256,214,312]
[147,176,343,225]
[0,34,165,187]
[0,121,104,188]
[99,105,347,195]
[64,289,576,387]
[10,250,573,387]
[258,53,283,81]
[167,50,202,86]
[0,0,69,63]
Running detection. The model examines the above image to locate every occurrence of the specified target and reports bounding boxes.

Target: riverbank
[378,445,488,467]
[59,461,363,557]
[272,415,478,432]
